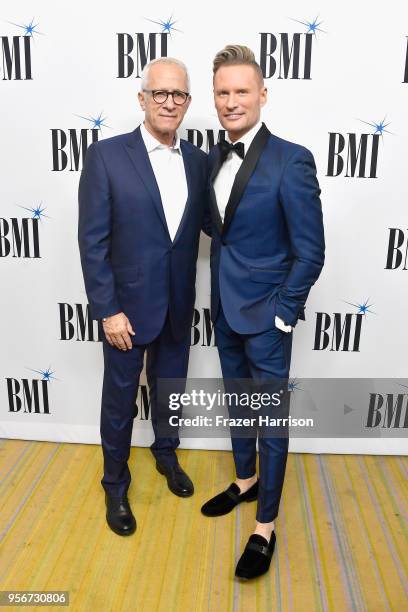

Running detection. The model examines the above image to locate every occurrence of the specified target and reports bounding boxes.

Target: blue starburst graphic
[343,298,375,316]
[358,116,392,137]
[17,202,49,221]
[75,112,111,133]
[27,366,57,382]
[8,18,43,38]
[288,378,302,393]
[290,16,326,36]
[145,14,181,35]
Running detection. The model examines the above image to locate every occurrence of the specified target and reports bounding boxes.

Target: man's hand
[102,312,135,350]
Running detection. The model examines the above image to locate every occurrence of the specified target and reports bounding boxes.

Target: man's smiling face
[138,62,191,141]
[213,64,267,142]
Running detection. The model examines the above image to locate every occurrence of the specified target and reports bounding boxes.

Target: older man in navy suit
[78,57,207,536]
[201,45,325,579]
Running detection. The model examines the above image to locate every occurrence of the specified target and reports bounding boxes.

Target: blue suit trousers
[100,312,190,496]
[215,305,293,522]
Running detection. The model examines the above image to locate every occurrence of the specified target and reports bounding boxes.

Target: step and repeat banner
[1,1,407,454]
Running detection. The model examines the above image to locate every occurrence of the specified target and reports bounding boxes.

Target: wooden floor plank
[0,439,406,612]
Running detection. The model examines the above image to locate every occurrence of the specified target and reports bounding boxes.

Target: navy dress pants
[100,312,190,497]
[214,305,293,522]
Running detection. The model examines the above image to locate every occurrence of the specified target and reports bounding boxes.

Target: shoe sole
[235,569,269,580]
[106,519,136,536]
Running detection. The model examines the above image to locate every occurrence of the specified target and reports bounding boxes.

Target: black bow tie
[219,139,245,163]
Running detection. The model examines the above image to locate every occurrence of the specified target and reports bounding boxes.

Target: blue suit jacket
[78,126,207,344]
[209,123,325,332]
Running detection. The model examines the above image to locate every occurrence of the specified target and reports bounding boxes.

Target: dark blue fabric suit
[208,123,325,522]
[78,126,207,496]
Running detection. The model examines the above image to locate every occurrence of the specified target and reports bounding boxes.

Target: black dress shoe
[201,480,258,517]
[235,532,276,579]
[105,493,136,536]
[156,461,194,497]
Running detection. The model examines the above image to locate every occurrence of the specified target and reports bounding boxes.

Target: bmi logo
[59,302,102,342]
[385,228,408,270]
[59,303,215,346]
[314,298,375,352]
[186,129,227,152]
[326,117,391,178]
[0,203,48,258]
[51,112,110,172]
[367,384,408,429]
[403,37,408,83]
[259,16,325,80]
[6,367,56,414]
[117,14,180,78]
[134,385,151,420]
[191,308,216,346]
[1,18,42,80]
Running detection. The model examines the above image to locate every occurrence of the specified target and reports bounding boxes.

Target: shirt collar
[227,120,263,153]
[140,122,181,153]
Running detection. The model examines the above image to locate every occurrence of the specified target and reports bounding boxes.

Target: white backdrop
[1,1,407,454]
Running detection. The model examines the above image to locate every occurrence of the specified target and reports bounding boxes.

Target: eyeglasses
[143,89,190,105]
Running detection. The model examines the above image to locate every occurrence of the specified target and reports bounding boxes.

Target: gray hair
[140,57,190,91]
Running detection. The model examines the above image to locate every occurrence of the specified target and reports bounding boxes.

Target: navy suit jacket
[78,126,207,344]
[209,123,325,332]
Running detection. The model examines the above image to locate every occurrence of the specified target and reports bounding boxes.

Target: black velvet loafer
[201,480,258,517]
[235,532,276,579]
[156,461,194,497]
[105,493,136,536]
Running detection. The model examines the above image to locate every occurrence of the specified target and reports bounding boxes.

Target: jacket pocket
[113,265,141,283]
[249,267,289,284]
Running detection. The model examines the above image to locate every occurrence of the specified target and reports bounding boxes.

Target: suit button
[221,239,227,246]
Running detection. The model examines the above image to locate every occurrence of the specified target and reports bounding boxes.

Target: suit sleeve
[78,143,121,320]
[275,147,325,326]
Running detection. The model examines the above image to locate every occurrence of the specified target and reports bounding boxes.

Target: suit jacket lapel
[209,147,224,235]
[222,123,271,235]
[124,126,171,240]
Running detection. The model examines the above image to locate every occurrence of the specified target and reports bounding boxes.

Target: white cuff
[275,315,292,333]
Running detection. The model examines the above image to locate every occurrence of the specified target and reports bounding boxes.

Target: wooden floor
[0,439,406,612]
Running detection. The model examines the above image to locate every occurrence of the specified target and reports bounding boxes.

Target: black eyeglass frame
[142,89,190,105]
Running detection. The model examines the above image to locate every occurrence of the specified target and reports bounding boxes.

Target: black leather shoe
[105,493,136,536]
[156,461,194,497]
[235,532,276,579]
[201,480,258,517]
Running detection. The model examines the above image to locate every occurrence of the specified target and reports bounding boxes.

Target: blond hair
[213,45,264,83]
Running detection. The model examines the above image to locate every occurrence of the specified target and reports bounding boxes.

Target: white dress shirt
[140,122,187,241]
[213,121,292,333]
[213,121,263,223]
